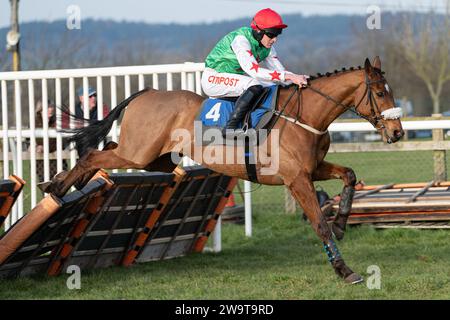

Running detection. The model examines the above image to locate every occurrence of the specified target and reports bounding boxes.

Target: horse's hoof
[38,181,64,198]
[344,273,364,285]
[37,181,51,192]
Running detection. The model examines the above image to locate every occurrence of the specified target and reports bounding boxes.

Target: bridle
[350,70,398,131]
[273,69,402,136]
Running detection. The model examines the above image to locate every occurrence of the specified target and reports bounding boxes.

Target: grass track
[0,212,449,299]
[1,150,449,299]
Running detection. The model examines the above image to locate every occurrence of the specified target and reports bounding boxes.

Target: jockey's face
[260,33,278,49]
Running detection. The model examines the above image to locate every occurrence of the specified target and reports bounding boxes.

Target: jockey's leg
[200,69,265,137]
[222,84,264,137]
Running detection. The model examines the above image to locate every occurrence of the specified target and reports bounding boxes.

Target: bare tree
[22,28,89,70]
[396,4,450,114]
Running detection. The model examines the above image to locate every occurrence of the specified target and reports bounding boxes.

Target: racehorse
[44,57,404,284]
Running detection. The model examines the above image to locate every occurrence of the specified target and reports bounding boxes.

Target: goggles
[264,28,282,39]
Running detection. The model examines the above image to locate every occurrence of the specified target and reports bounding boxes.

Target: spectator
[32,100,69,184]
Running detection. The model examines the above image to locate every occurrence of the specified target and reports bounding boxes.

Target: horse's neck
[283,71,363,132]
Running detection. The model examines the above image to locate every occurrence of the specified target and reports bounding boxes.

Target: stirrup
[222,127,247,138]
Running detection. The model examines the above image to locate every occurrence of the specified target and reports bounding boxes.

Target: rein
[272,85,329,135]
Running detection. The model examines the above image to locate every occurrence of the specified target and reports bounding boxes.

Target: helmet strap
[252,29,264,45]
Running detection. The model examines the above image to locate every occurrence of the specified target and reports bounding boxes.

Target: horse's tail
[65,87,151,152]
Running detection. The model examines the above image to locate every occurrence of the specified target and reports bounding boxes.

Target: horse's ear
[372,56,381,69]
[364,58,372,73]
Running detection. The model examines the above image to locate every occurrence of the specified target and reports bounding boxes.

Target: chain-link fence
[239,135,450,215]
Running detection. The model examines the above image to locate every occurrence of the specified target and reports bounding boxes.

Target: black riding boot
[222,85,264,138]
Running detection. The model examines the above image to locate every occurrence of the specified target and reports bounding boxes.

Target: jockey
[201,8,309,137]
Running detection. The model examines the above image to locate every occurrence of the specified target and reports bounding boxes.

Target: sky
[0,0,448,28]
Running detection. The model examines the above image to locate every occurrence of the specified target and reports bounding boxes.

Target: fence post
[432,113,447,182]
[285,187,296,214]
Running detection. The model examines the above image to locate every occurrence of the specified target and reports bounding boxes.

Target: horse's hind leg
[73,141,119,190]
[288,171,362,284]
[312,161,356,241]
[143,152,179,173]
[45,147,140,198]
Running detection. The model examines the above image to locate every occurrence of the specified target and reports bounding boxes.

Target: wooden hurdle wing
[0,175,25,228]
[329,181,450,228]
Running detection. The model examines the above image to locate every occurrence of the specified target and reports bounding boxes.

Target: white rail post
[213,216,222,252]
[138,74,145,90]
[28,79,37,208]
[110,75,118,173]
[244,180,252,237]
[69,77,77,169]
[1,81,9,180]
[181,71,187,91]
[124,75,133,173]
[432,113,447,181]
[1,80,10,229]
[152,73,159,90]
[55,78,63,174]
[41,79,50,184]
[14,80,23,219]
[82,77,89,120]
[184,62,195,93]
[96,76,104,149]
[195,71,202,95]
[166,73,173,91]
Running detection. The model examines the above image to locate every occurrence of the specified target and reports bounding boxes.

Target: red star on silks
[250,62,260,72]
[246,50,253,56]
[270,70,281,81]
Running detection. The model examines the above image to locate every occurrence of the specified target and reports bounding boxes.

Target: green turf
[1,150,449,299]
[0,211,449,299]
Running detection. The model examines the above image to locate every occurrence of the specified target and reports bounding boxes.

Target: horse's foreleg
[45,147,139,198]
[288,171,362,284]
[312,161,356,241]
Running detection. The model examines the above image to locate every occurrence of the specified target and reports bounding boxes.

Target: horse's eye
[376,92,384,97]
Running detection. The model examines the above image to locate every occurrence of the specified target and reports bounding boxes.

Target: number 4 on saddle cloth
[197,85,279,146]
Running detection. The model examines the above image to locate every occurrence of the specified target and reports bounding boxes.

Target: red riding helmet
[250,8,288,30]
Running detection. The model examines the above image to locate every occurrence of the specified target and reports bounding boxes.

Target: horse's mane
[308,65,384,82]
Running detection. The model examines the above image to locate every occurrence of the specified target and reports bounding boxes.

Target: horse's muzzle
[386,129,404,144]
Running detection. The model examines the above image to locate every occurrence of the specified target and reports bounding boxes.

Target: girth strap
[244,136,258,183]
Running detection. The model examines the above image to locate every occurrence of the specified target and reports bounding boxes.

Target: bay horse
[45,56,404,284]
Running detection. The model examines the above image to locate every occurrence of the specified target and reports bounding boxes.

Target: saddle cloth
[198,85,278,130]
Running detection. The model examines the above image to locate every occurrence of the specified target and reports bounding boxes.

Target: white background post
[244,180,252,237]
[213,216,222,252]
